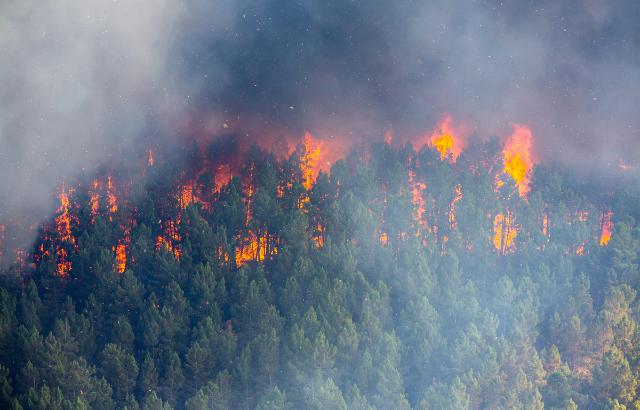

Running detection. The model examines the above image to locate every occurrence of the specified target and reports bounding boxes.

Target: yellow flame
[432,134,454,159]
[504,153,527,184]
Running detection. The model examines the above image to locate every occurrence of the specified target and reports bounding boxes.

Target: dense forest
[1,135,639,410]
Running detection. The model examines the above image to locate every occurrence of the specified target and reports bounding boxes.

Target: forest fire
[503,124,533,196]
[0,117,634,410]
[3,116,622,276]
[3,1,639,406]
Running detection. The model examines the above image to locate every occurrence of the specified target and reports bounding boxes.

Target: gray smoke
[181,0,640,169]
[1,0,639,261]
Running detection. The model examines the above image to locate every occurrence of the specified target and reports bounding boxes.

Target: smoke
[1,0,639,260]
[0,0,193,256]
[180,0,640,168]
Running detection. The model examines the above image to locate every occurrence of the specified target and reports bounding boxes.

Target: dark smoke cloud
[176,0,640,166]
[1,0,639,260]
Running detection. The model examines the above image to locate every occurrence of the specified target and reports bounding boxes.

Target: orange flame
[115,244,126,273]
[493,213,516,253]
[236,232,268,266]
[107,176,117,213]
[503,124,533,196]
[90,180,99,214]
[300,132,321,191]
[149,149,154,166]
[55,181,74,276]
[313,224,324,247]
[179,181,199,209]
[426,115,464,161]
[600,211,613,246]
[156,235,181,260]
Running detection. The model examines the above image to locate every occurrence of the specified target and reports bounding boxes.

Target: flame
[56,183,71,242]
[419,114,464,161]
[90,180,99,214]
[235,162,274,266]
[156,235,181,261]
[179,181,199,209]
[115,243,126,273]
[107,176,117,213]
[23,115,621,276]
[600,211,613,246]
[493,213,515,253]
[55,181,74,276]
[313,224,324,247]
[432,134,454,159]
[503,124,533,196]
[300,132,321,191]
[236,232,268,266]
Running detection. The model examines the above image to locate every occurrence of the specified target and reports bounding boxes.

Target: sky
[1,0,639,260]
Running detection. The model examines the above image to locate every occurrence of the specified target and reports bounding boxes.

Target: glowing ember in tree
[385,131,393,145]
[216,164,231,190]
[179,181,198,209]
[313,224,324,247]
[503,124,533,196]
[90,180,99,214]
[107,176,117,212]
[156,235,181,260]
[149,149,154,166]
[449,184,462,228]
[409,171,427,227]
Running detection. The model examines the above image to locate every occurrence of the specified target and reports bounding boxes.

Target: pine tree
[138,352,159,402]
[161,351,184,407]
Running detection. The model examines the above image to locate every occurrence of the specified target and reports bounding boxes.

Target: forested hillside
[0,137,639,410]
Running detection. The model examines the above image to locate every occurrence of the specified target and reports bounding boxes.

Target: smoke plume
[1,0,639,259]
